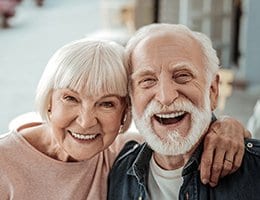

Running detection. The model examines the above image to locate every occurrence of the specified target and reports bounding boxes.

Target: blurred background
[0,0,259,136]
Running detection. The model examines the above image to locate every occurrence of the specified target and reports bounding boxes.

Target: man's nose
[76,108,97,129]
[155,78,179,106]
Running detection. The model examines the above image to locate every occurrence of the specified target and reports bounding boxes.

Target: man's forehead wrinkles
[171,62,196,70]
[130,62,199,80]
[154,37,192,52]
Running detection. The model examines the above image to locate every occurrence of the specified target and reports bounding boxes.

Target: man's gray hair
[126,23,220,83]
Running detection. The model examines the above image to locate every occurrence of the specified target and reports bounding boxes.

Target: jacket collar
[182,140,203,176]
[127,143,153,185]
[127,141,203,184]
[182,113,217,176]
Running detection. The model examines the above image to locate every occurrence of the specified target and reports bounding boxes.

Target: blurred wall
[239,0,260,87]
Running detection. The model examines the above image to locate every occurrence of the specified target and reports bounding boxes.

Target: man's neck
[153,145,198,170]
[153,153,185,170]
[152,128,210,170]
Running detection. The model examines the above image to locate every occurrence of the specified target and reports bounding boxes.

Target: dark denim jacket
[108,138,260,200]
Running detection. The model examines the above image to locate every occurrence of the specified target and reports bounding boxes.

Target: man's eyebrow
[171,62,199,74]
[131,67,155,80]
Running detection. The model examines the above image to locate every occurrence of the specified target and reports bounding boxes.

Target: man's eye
[139,78,156,88]
[174,73,193,84]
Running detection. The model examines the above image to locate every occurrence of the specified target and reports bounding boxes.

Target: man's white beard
[132,91,212,156]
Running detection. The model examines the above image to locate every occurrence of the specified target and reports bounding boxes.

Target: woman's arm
[200,115,251,187]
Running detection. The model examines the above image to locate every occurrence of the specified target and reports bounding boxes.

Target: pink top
[0,130,134,200]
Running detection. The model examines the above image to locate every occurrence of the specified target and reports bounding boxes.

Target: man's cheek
[134,96,148,114]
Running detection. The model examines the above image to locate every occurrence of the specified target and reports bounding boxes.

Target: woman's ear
[121,110,127,125]
[47,97,53,118]
[119,109,128,134]
[119,96,132,133]
[210,74,220,111]
[48,100,52,113]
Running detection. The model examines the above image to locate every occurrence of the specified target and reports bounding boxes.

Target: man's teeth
[70,132,97,140]
[155,111,185,119]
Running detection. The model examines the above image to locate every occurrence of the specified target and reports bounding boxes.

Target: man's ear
[209,74,220,111]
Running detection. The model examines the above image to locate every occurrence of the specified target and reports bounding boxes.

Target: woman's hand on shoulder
[200,115,251,187]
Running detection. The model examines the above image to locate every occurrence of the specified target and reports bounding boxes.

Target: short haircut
[35,38,130,130]
[126,23,220,85]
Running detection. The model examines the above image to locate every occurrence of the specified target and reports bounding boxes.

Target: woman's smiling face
[48,86,126,161]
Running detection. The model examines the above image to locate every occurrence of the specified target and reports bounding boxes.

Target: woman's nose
[76,108,97,129]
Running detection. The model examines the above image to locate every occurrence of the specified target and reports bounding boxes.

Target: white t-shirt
[148,155,183,200]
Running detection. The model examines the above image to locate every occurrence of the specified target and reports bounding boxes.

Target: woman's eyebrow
[101,94,121,98]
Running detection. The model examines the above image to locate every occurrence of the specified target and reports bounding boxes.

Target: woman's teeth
[69,131,97,140]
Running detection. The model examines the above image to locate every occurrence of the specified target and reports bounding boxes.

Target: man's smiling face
[130,31,218,155]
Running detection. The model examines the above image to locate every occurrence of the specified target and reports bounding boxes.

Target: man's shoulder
[113,140,145,165]
[234,138,260,177]
[108,141,146,199]
[232,138,260,175]
[244,138,260,157]
[205,138,260,199]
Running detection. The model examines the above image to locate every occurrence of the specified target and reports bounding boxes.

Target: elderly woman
[0,38,250,199]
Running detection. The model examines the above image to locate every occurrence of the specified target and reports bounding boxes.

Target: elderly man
[108,24,260,200]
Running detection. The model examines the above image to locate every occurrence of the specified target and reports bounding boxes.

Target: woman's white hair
[35,38,131,131]
[126,23,220,84]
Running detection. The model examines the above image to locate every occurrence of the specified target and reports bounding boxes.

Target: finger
[230,145,245,174]
[200,137,215,184]
[209,181,218,187]
[209,149,225,187]
[200,149,214,184]
[220,152,234,177]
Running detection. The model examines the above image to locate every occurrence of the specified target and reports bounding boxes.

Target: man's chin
[137,115,210,156]
[134,115,200,156]
[132,97,212,156]
[145,133,196,156]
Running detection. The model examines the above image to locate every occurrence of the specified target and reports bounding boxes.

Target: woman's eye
[99,101,115,108]
[174,73,193,84]
[64,95,78,102]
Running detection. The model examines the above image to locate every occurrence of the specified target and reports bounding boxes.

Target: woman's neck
[19,123,74,162]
